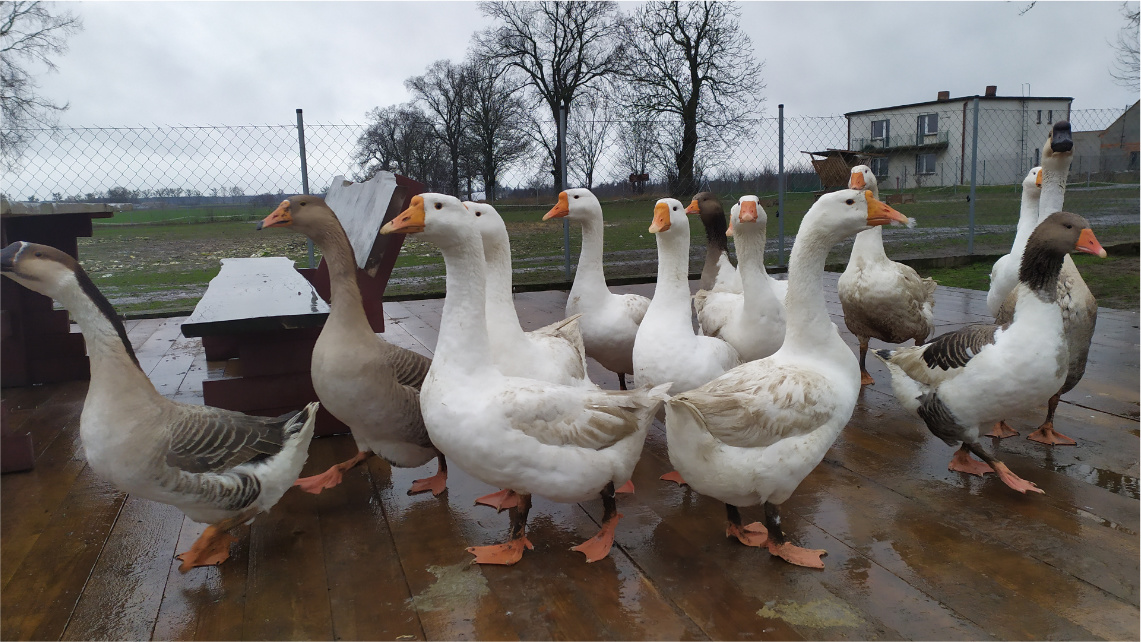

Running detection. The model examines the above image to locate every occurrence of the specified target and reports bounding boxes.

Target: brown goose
[994,120,1094,445]
[876,211,1106,493]
[687,192,743,292]
[258,196,446,496]
[1,241,319,572]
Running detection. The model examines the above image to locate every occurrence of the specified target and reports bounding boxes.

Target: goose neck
[482,232,527,345]
[1038,156,1070,223]
[782,225,836,350]
[572,216,608,287]
[435,235,494,373]
[307,220,370,332]
[849,226,887,262]
[1011,189,1042,257]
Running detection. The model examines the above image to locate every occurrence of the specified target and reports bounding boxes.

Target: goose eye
[34,251,43,257]
[434,202,442,210]
[846,199,855,205]
[1064,223,1073,229]
[573,195,579,199]
[475,211,482,216]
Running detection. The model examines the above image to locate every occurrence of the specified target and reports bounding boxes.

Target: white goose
[544,188,650,390]
[665,189,910,568]
[466,200,590,387]
[381,194,670,566]
[994,121,1096,445]
[1,241,318,572]
[837,166,935,385]
[687,191,743,293]
[633,198,741,395]
[876,211,1105,492]
[258,197,446,496]
[986,167,1043,318]
[693,195,787,362]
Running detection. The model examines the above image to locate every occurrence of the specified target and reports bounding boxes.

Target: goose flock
[0,121,1108,574]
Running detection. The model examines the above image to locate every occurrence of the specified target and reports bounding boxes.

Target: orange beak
[738,200,758,223]
[1075,228,1107,258]
[849,171,866,190]
[649,202,671,233]
[380,195,427,235]
[865,191,909,226]
[1035,171,1043,187]
[543,192,570,220]
[257,200,293,229]
[685,199,700,215]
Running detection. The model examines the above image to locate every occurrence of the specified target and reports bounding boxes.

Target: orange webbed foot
[176,526,238,573]
[948,449,994,477]
[986,421,1019,439]
[767,541,827,569]
[859,370,875,386]
[293,467,346,495]
[467,537,533,565]
[614,480,635,494]
[1026,423,1076,446]
[408,469,448,496]
[660,471,687,486]
[726,521,769,547]
[572,514,623,563]
[993,462,1045,495]
[474,489,519,512]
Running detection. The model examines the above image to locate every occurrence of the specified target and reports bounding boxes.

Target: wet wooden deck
[2,276,1138,641]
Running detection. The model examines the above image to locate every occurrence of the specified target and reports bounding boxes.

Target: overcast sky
[35,1,1141,128]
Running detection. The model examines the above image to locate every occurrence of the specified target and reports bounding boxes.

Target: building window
[917,113,939,136]
[1048,109,1053,124]
[916,153,936,175]
[870,157,889,177]
[871,119,889,141]
[1035,148,1040,166]
[1037,110,1042,124]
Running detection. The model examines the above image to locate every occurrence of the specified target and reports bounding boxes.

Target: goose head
[730,195,767,237]
[1028,211,1105,259]
[1043,120,1073,157]
[1,241,82,299]
[801,189,909,245]
[544,188,602,223]
[257,195,339,238]
[464,200,510,252]
[686,192,729,230]
[380,193,473,249]
[648,198,688,236]
[848,165,878,196]
[1023,166,1043,191]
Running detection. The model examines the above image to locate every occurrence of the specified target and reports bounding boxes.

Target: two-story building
[845,86,1072,188]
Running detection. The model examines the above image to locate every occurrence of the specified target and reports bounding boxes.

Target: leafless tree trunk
[1110,3,1139,90]
[407,60,471,197]
[615,1,764,199]
[475,1,624,193]
[1,1,83,170]
[568,93,614,189]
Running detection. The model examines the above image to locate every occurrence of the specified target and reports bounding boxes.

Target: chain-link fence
[1,104,1136,308]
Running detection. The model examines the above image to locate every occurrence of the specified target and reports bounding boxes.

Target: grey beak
[1050,120,1073,153]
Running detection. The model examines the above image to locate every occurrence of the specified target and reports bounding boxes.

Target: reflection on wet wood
[2,280,1138,641]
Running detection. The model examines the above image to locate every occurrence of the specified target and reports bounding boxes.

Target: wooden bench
[180,172,424,436]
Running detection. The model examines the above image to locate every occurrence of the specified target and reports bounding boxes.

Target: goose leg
[572,482,623,562]
[468,493,533,565]
[965,443,1044,494]
[947,444,994,477]
[725,503,768,547]
[618,373,628,391]
[474,489,520,512]
[294,450,372,494]
[986,421,1019,439]
[858,337,874,386]
[176,506,258,573]
[1027,394,1076,445]
[409,453,448,496]
[762,502,827,568]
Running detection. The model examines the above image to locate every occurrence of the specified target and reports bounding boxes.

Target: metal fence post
[559,103,571,281]
[777,103,786,268]
[296,108,314,268]
[967,98,980,255]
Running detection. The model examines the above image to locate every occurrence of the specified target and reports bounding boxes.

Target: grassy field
[74,184,1139,316]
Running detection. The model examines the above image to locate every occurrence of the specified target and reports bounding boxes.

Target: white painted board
[323,172,398,269]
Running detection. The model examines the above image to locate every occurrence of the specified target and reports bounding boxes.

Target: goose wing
[165,405,298,473]
[500,383,666,451]
[674,362,840,449]
[388,341,433,390]
[888,324,1002,386]
[618,293,651,326]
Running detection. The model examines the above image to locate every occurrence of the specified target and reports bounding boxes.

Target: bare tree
[615,1,764,199]
[407,59,471,197]
[567,93,614,189]
[1,1,83,170]
[614,113,658,193]
[1110,2,1140,89]
[355,103,448,189]
[464,56,530,201]
[475,0,624,192]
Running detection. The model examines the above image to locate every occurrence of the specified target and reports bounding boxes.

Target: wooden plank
[0,465,126,641]
[60,497,185,641]
[135,318,187,375]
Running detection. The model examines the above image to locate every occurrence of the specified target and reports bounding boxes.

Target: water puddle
[757,598,866,629]
[1050,462,1140,500]
[407,561,489,612]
